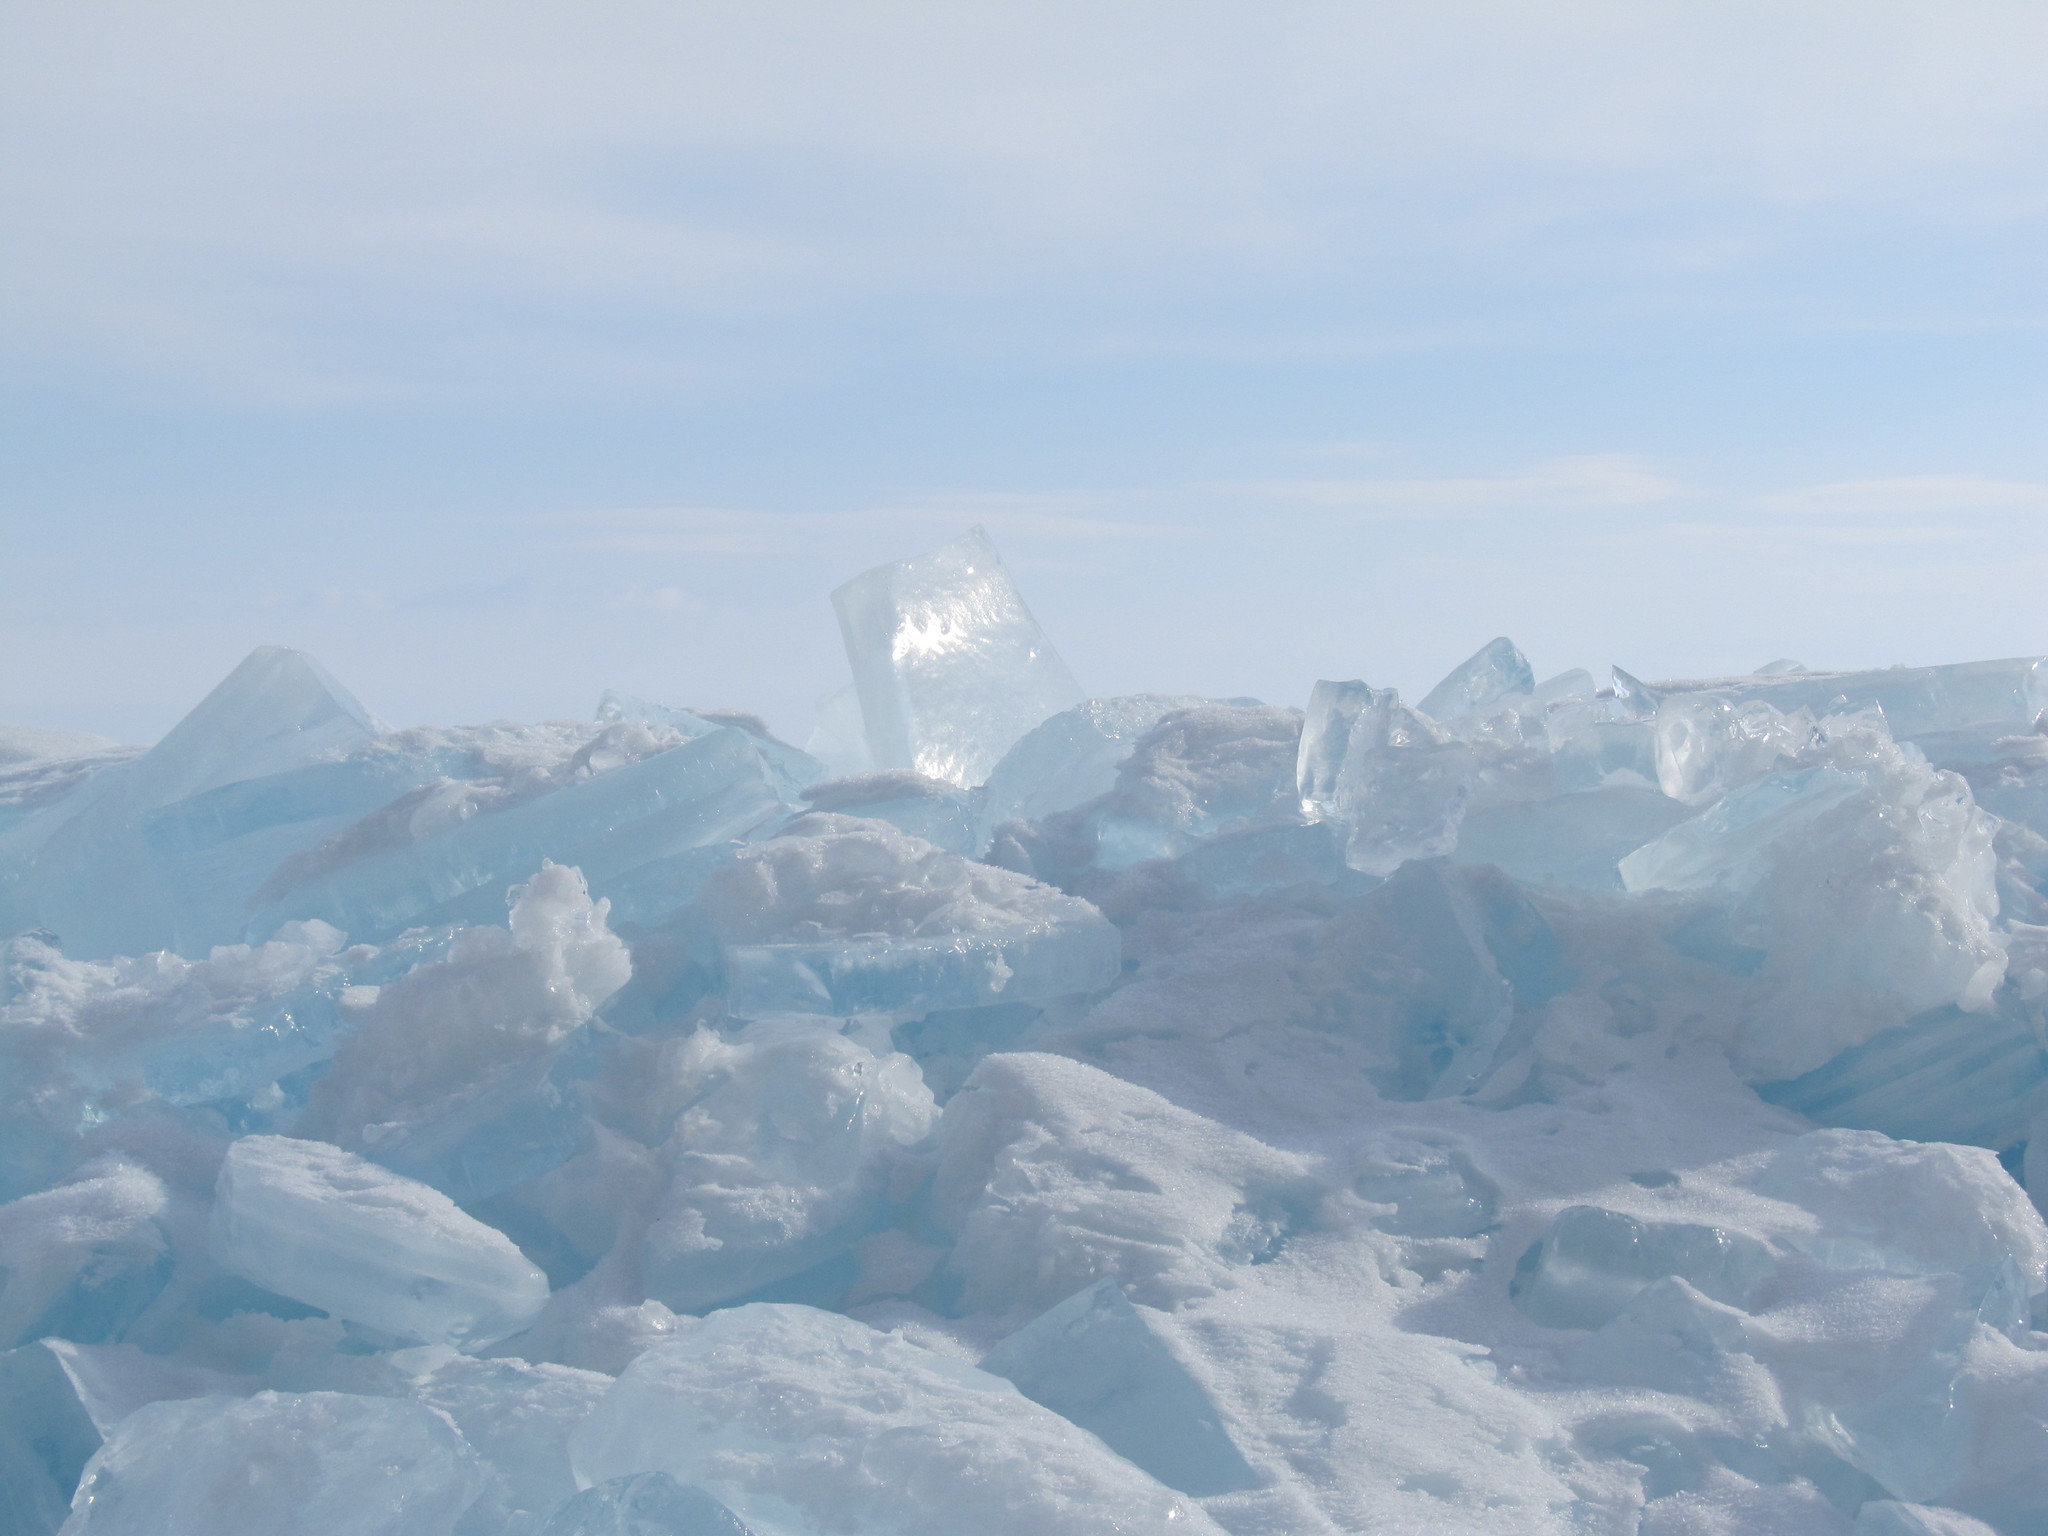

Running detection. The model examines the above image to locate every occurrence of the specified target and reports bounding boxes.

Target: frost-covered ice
[13,529,2048,1533]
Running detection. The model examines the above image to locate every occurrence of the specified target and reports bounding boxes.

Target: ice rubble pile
[11,531,2048,1535]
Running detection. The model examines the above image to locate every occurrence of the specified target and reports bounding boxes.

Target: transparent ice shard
[541,1473,755,1536]
[801,684,875,782]
[63,1390,485,1536]
[18,648,383,959]
[1622,655,2048,742]
[400,1352,612,1529]
[979,1279,1258,1497]
[1299,685,1477,876]
[209,1136,549,1349]
[596,691,822,801]
[831,528,1084,787]
[569,1304,1227,1536]
[1298,680,1392,820]
[1509,1205,1776,1330]
[250,727,787,945]
[1453,785,1690,891]
[1418,637,1535,723]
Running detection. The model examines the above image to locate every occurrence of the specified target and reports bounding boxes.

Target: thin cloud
[1753,475,2048,517]
[1223,454,1690,516]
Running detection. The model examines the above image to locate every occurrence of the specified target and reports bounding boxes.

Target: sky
[3,1,2046,746]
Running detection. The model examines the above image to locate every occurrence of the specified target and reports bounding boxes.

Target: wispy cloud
[1221,454,1690,516]
[1753,475,2048,517]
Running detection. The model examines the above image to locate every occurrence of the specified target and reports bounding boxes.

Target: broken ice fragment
[802,685,876,781]
[800,771,981,854]
[208,1135,549,1349]
[540,1473,755,1536]
[983,694,1207,836]
[0,1162,169,1351]
[1628,655,2048,742]
[62,1390,485,1536]
[569,1304,1227,1536]
[831,527,1084,787]
[979,1279,1258,1497]
[1509,1206,1775,1330]
[1418,637,1536,723]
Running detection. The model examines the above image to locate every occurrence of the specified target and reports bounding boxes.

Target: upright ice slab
[980,1279,1258,1497]
[208,1136,549,1348]
[831,528,1084,787]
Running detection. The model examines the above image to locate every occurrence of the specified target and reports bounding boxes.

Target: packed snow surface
[8,526,2048,1534]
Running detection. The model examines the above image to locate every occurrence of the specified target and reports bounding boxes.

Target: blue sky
[4,1,2046,744]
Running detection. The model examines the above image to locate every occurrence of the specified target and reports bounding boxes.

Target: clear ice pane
[831,528,1084,787]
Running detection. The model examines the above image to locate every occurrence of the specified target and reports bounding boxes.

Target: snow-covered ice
[10,528,2048,1533]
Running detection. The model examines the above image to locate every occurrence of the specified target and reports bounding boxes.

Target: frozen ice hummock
[831,526,1085,787]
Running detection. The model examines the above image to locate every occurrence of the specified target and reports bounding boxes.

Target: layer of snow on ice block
[250,725,787,945]
[16,647,383,958]
[636,1028,937,1314]
[980,1278,1258,1497]
[702,813,1120,1019]
[0,1162,170,1351]
[569,1304,1227,1536]
[209,1136,548,1348]
[831,527,1084,787]
[301,862,631,1202]
[1619,722,2006,1080]
[979,693,1205,838]
[540,1473,755,1535]
[61,1390,485,1536]
[933,1052,1315,1316]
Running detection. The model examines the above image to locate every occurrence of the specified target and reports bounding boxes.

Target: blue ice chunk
[1619,767,1867,894]
[982,694,1206,836]
[210,1136,550,1349]
[63,1390,486,1536]
[1510,1205,1777,1330]
[980,1279,1258,1497]
[1175,820,1377,900]
[1759,1003,2048,1153]
[1302,687,1479,876]
[541,1473,756,1536]
[801,685,875,781]
[1418,637,1536,723]
[1454,786,1691,891]
[801,771,982,855]
[0,1163,171,1350]
[723,928,1120,1020]
[0,1343,102,1536]
[14,648,383,959]
[1627,655,2048,742]
[1320,859,1573,1100]
[250,727,786,945]
[831,527,1085,787]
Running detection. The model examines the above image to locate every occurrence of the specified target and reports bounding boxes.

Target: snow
[8,528,2048,1533]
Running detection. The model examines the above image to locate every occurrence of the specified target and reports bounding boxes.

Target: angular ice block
[0,1163,169,1351]
[208,1136,548,1348]
[63,1390,485,1536]
[1509,1205,1775,1329]
[1628,655,2048,742]
[19,648,384,959]
[569,1304,1227,1536]
[1418,637,1535,723]
[831,528,1084,787]
[981,694,1205,836]
[979,1279,1258,1497]
[249,726,788,945]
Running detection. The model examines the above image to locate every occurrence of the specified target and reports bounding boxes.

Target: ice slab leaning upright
[209,1135,548,1349]
[1418,637,1535,723]
[831,528,1084,787]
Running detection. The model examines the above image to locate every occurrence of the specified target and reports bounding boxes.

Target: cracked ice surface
[12,530,2048,1534]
